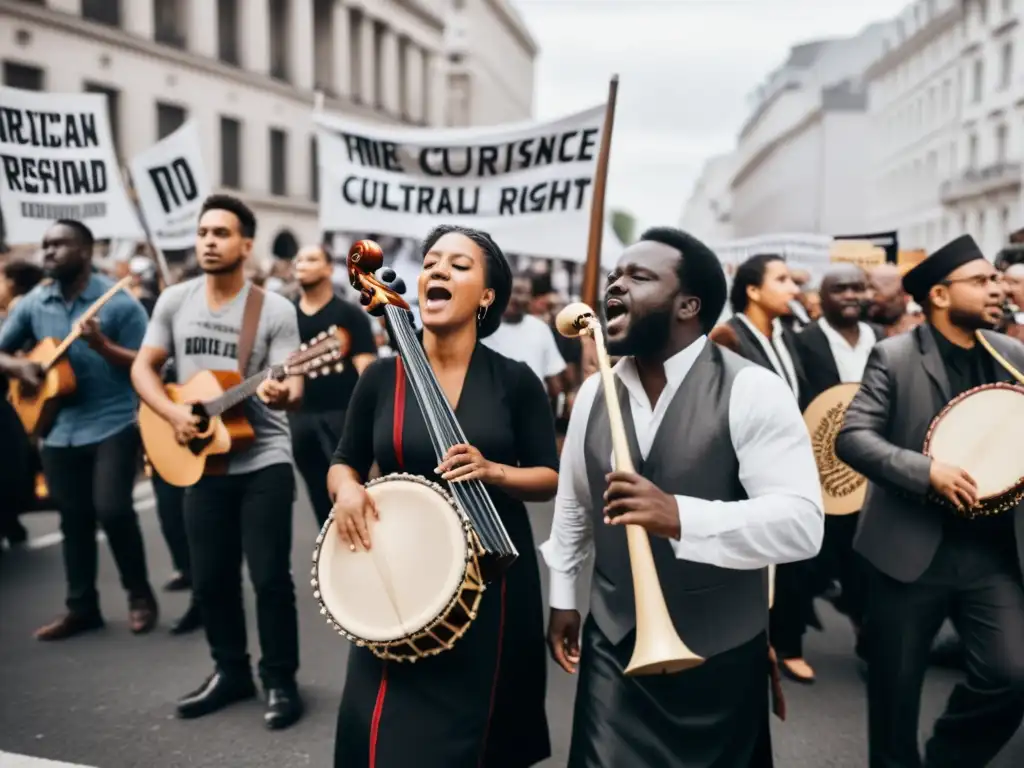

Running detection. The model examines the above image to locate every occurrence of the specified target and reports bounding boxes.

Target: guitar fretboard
[204,366,283,417]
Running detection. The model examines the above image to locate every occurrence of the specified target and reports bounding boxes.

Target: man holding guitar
[131,195,305,731]
[0,219,158,641]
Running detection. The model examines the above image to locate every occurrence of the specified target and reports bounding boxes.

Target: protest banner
[0,87,143,244]
[314,105,609,262]
[129,119,210,251]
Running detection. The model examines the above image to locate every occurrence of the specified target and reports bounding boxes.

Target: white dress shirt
[539,336,825,611]
[734,313,800,400]
[818,319,876,383]
[483,314,567,384]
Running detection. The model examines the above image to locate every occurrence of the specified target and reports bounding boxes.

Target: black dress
[331,343,557,768]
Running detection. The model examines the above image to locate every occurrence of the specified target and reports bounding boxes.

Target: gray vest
[583,342,769,658]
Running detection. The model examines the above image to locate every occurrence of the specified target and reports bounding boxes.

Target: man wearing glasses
[836,235,1024,768]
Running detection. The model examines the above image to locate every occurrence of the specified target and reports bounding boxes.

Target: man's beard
[201,259,242,275]
[606,305,673,358]
[949,306,998,331]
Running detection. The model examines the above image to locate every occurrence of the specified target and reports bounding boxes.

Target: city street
[2,480,1023,768]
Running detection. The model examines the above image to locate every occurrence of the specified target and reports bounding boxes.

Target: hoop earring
[477,306,488,324]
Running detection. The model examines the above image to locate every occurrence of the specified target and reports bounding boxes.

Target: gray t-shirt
[143,277,300,475]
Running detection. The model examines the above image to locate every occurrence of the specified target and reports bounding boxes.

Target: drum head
[803,383,866,516]
[926,384,1024,501]
[316,476,468,643]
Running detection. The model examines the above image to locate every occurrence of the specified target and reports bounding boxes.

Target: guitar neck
[205,368,280,417]
[43,276,134,371]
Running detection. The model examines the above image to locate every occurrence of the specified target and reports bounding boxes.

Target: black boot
[176,672,256,719]
[263,683,303,730]
[170,602,202,635]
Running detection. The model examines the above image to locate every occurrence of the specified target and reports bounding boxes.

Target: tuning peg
[321,366,331,375]
[335,362,344,373]
[392,277,406,295]
[360,290,372,306]
[380,267,396,283]
[328,324,336,332]
[299,343,308,351]
[308,370,318,379]
[407,310,415,325]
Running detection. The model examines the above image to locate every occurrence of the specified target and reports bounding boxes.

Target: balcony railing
[940,161,1023,203]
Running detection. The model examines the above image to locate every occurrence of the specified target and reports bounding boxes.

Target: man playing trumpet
[542,227,824,767]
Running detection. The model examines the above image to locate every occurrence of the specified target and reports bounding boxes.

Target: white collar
[614,336,708,406]
[735,312,782,341]
[819,318,873,350]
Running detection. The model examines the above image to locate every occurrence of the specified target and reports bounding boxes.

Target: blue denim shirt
[0,272,148,448]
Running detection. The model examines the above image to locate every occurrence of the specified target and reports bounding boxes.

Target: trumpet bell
[624,603,704,676]
[556,302,597,338]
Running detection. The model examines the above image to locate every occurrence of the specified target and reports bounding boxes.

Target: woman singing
[327,225,559,768]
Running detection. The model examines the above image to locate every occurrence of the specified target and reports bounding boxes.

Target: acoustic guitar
[138,327,345,487]
[9,276,134,438]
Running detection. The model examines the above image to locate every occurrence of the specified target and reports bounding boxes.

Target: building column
[242,0,271,76]
[332,0,351,99]
[187,0,218,59]
[380,27,400,116]
[360,13,376,107]
[424,51,443,127]
[406,43,424,124]
[47,0,81,16]
[122,0,153,39]
[291,0,315,91]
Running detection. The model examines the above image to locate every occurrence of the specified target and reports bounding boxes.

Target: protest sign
[129,119,210,250]
[0,87,143,244]
[314,105,608,262]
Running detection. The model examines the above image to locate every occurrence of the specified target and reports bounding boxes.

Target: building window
[373,21,385,109]
[220,117,242,189]
[309,136,319,202]
[1001,42,1014,89]
[2,61,44,91]
[82,0,120,26]
[270,128,288,197]
[269,0,291,82]
[996,123,1008,162]
[217,0,240,65]
[156,102,187,140]
[968,134,979,168]
[942,79,952,111]
[154,0,187,49]
[349,9,362,101]
[85,82,121,158]
[972,59,984,102]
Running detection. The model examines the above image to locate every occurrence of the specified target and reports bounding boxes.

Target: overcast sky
[511,0,910,238]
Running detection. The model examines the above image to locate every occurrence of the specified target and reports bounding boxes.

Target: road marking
[23,498,156,551]
[0,753,98,768]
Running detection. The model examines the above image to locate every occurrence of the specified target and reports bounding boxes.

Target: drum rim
[310,472,474,648]
[802,382,866,515]
[923,381,1024,516]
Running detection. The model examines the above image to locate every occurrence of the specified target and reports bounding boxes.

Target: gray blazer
[835,325,1024,583]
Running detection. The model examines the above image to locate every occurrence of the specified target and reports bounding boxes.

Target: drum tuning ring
[320,607,326,616]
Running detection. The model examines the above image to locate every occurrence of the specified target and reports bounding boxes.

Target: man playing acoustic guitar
[131,195,305,731]
[0,219,158,641]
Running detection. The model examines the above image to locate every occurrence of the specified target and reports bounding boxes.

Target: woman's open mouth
[424,285,452,312]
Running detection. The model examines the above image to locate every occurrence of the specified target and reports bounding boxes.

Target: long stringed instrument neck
[43,275,134,371]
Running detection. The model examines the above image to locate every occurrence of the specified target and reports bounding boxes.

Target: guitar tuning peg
[380,267,396,283]
[335,362,344,373]
[308,370,318,379]
[299,343,308,351]
[392,277,406,295]
[321,366,330,375]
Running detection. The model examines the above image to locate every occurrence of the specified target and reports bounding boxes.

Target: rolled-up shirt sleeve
[539,374,598,611]
[669,366,825,569]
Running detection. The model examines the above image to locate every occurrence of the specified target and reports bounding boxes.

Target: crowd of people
[2,197,1024,767]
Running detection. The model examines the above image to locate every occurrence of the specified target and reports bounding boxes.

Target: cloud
[512,0,910,237]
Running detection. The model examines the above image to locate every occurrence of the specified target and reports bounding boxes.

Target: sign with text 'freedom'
[0,87,143,244]
[314,105,606,261]
[129,119,210,251]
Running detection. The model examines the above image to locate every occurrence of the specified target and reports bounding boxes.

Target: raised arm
[834,345,931,496]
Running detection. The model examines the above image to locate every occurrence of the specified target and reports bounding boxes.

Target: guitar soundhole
[186,404,213,457]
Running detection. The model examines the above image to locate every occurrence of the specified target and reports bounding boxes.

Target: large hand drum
[803,383,867,516]
[923,382,1024,518]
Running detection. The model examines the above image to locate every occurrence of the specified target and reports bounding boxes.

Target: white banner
[314,105,608,262]
[0,87,143,244]
[129,119,209,251]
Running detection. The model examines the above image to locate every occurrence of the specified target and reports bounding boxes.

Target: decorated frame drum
[923,382,1024,518]
[803,383,867,516]
[311,473,486,662]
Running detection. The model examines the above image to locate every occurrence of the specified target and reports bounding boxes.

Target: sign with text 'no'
[314,105,606,261]
[129,119,210,251]
[0,87,143,245]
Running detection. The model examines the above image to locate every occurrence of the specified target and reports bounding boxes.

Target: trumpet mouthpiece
[556,302,596,338]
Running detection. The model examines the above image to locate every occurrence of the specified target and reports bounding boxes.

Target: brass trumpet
[556,302,703,675]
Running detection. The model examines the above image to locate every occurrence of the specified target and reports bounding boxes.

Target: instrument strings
[383,305,517,561]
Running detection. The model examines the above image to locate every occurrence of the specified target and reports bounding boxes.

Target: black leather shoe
[264,685,303,730]
[170,603,202,635]
[176,672,256,719]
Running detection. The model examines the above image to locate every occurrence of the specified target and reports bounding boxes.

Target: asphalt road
[2,480,1023,768]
